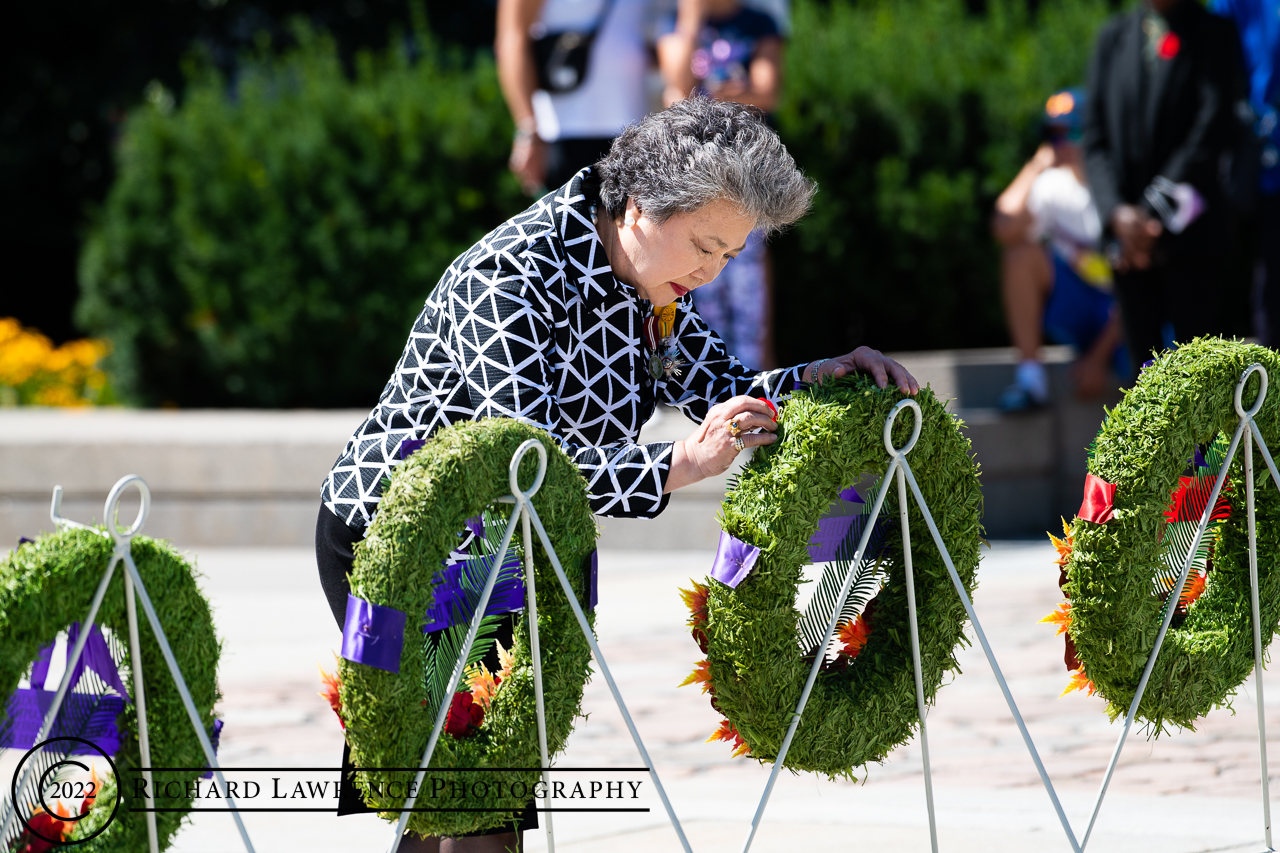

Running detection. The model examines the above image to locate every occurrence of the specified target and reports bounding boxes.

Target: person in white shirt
[497,0,653,194]
[992,88,1126,412]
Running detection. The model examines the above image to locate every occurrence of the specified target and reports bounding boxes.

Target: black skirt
[318,504,539,835]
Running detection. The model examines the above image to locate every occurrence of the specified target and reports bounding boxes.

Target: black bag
[530,0,615,94]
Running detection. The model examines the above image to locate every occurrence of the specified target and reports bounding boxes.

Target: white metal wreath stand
[0,475,256,853]
[1077,363,1277,852]
[738,398,1082,853]
[384,439,693,853]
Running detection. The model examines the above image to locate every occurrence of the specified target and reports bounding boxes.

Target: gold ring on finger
[733,436,746,452]
[727,419,742,438]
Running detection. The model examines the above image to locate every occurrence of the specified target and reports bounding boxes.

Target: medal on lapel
[642,303,687,381]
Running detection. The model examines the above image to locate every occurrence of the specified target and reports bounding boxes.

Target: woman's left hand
[807,346,920,395]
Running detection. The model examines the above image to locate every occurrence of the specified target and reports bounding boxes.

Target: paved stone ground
[33,541,1280,852]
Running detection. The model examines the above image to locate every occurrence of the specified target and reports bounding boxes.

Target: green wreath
[0,529,220,852]
[340,418,598,838]
[690,375,983,777]
[1065,337,1280,732]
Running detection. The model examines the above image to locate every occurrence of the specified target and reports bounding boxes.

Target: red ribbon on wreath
[1078,473,1117,525]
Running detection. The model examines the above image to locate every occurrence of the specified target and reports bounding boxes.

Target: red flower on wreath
[445,691,484,738]
[1157,32,1180,60]
[16,800,75,853]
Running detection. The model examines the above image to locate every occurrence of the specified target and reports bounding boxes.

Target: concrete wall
[0,347,1115,550]
[895,346,1120,536]
[0,409,361,547]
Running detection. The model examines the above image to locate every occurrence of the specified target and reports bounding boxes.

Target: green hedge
[772,0,1113,362]
[77,26,523,407]
[79,0,1113,407]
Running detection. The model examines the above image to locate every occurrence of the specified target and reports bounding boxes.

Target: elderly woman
[317,97,917,851]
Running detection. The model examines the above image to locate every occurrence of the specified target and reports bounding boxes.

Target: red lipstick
[670,283,689,297]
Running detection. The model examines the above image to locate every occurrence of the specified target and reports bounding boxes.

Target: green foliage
[772,0,1114,360]
[0,530,220,850]
[77,24,524,407]
[340,418,598,837]
[1068,338,1280,733]
[709,375,983,776]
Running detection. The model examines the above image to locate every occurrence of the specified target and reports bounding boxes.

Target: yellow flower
[33,385,86,407]
[0,327,51,386]
[0,317,21,346]
[464,662,501,711]
[0,317,112,406]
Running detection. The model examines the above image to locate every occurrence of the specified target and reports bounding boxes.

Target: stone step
[0,409,359,547]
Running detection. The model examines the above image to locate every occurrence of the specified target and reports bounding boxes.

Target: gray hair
[593,97,816,235]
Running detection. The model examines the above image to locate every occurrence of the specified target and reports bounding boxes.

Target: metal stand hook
[884,398,923,458]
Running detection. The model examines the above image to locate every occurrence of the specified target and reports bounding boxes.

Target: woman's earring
[624,214,636,227]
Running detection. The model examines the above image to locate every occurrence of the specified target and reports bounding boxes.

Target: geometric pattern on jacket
[321,168,803,532]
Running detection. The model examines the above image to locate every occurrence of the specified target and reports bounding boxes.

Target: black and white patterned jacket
[321,170,803,531]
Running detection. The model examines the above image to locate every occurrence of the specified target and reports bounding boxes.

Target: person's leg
[761,243,777,370]
[1000,242,1053,362]
[1163,252,1220,345]
[697,229,766,367]
[998,243,1053,410]
[1071,311,1124,397]
[1041,255,1124,396]
[1111,265,1164,374]
[316,503,360,629]
[1258,194,1280,347]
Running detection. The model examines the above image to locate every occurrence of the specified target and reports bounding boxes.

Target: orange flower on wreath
[679,659,713,694]
[1062,670,1096,697]
[1050,518,1074,568]
[836,614,872,660]
[708,719,751,758]
[318,655,344,729]
[1039,601,1072,636]
[679,580,710,652]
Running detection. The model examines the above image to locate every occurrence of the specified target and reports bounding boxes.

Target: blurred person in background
[1209,0,1280,345]
[497,0,654,195]
[657,0,783,368]
[993,89,1125,413]
[1083,0,1239,375]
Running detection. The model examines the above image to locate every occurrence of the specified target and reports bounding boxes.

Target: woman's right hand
[665,395,778,493]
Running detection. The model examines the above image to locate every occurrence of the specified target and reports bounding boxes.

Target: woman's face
[605,198,756,308]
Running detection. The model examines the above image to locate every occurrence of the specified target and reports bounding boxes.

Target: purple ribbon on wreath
[710,531,760,589]
[1,623,131,754]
